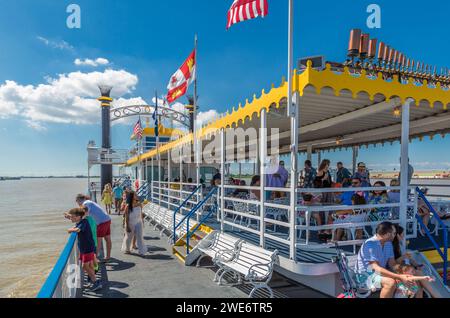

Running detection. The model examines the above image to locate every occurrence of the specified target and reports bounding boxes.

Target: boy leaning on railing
[66,208,103,292]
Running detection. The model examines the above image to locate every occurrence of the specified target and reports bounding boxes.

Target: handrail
[416,187,448,286]
[172,185,202,243]
[186,187,219,254]
[37,233,78,298]
[137,180,149,199]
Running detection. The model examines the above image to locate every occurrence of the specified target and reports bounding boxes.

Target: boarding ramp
[412,187,450,297]
[411,251,450,298]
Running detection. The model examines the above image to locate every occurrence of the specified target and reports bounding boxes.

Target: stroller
[332,243,373,298]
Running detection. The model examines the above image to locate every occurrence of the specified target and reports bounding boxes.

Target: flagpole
[193,34,200,191]
[287,0,298,261]
[155,90,160,186]
[287,0,294,117]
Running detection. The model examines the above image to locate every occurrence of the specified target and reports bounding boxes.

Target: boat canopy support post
[168,148,172,208]
[158,148,162,204]
[400,98,413,243]
[220,128,225,232]
[352,145,359,175]
[260,108,267,248]
[306,144,312,162]
[287,0,297,261]
[179,146,183,202]
[151,157,154,202]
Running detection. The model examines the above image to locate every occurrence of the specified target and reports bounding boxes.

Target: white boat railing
[216,184,419,261]
[150,181,202,218]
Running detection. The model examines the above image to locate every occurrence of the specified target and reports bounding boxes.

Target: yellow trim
[172,248,186,262]
[101,103,111,107]
[126,60,450,166]
[422,249,450,264]
[97,96,113,102]
[130,125,185,140]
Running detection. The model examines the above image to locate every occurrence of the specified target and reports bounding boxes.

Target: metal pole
[168,148,172,209]
[151,157,154,202]
[287,0,294,117]
[400,98,413,244]
[220,129,225,232]
[180,146,183,206]
[260,109,267,248]
[287,0,298,261]
[307,144,312,162]
[352,145,358,175]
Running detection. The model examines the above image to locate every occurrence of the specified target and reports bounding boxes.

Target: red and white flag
[226,0,269,30]
[166,49,196,104]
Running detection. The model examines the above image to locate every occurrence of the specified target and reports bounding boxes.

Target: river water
[0,178,90,298]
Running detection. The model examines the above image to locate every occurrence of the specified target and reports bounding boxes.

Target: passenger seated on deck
[368,181,391,221]
[355,222,420,298]
[233,180,249,197]
[249,175,261,200]
[388,179,400,219]
[300,193,323,226]
[333,194,367,241]
[392,225,439,298]
[339,177,369,205]
[393,263,434,298]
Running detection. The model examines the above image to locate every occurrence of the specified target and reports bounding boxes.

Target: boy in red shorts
[67,208,103,291]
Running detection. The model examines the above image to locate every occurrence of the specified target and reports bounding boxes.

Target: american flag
[226,0,269,30]
[133,118,143,140]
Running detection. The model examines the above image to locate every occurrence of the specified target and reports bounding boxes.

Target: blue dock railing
[37,232,82,298]
[172,185,202,243]
[186,187,218,254]
[416,187,448,286]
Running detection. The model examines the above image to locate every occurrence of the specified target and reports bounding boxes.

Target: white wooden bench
[195,231,242,270]
[214,241,279,298]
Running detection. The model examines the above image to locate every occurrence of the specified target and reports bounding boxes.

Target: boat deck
[83,215,328,298]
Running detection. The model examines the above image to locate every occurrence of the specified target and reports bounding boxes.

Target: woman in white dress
[121,191,147,256]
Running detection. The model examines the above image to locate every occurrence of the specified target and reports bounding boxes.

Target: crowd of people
[64,178,148,292]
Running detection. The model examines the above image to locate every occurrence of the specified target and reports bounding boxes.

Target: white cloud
[37,36,74,51]
[74,58,110,67]
[0,69,140,130]
[26,120,47,132]
[196,109,221,128]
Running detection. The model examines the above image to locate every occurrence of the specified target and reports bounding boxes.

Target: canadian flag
[166,49,196,103]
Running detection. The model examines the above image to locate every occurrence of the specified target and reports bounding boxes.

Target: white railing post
[260,109,267,248]
[168,149,172,209]
[352,145,358,175]
[288,85,300,261]
[158,151,162,205]
[151,157,154,202]
[179,146,183,206]
[400,98,413,245]
[220,128,225,232]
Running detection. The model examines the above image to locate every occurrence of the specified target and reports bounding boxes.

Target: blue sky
[0,0,449,176]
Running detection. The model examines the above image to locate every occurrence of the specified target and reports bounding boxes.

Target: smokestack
[368,38,377,58]
[359,33,370,58]
[348,29,362,57]
[377,42,385,60]
[383,45,390,62]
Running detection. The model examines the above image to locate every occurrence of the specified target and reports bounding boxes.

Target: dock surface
[83,215,328,298]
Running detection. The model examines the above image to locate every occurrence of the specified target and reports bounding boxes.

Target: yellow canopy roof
[127,61,450,166]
